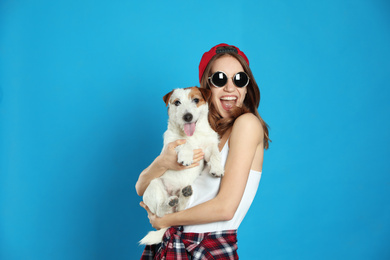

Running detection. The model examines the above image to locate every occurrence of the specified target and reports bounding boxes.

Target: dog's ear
[163,90,173,106]
[198,88,211,102]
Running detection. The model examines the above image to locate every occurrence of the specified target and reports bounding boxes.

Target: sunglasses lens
[234,72,249,88]
[211,72,227,87]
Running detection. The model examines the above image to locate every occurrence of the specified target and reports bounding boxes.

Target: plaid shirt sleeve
[140,226,238,260]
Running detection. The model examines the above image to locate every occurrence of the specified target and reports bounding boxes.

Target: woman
[136,43,270,259]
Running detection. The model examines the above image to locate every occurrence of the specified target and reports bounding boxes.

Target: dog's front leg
[175,143,194,166]
[204,144,224,177]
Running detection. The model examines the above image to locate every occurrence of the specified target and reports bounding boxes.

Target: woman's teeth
[220,96,237,101]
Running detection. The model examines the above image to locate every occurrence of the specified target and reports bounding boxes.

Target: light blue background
[1,0,389,259]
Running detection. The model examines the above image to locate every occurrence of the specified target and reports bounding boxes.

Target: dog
[139,86,224,245]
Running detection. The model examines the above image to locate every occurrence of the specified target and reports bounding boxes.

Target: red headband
[198,43,249,83]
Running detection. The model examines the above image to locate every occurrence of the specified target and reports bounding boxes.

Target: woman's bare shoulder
[230,113,263,143]
[233,113,262,132]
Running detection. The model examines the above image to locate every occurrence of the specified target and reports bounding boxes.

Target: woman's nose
[223,78,235,92]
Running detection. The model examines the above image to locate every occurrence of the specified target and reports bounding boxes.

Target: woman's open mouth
[220,96,237,111]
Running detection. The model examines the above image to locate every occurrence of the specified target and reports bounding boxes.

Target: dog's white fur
[140,87,224,245]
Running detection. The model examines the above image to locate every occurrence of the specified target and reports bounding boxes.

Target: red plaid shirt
[140,226,238,260]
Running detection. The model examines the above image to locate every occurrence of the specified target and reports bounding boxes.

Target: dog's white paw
[177,149,193,166]
[209,163,224,177]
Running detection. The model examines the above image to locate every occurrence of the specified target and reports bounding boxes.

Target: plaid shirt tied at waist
[141,226,238,260]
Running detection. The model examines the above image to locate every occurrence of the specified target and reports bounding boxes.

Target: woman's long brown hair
[200,51,270,149]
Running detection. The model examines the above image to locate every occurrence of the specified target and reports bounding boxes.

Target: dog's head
[163,87,211,137]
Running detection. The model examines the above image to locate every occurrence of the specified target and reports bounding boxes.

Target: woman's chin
[219,109,233,119]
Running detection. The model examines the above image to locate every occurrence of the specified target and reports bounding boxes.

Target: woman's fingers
[140,202,159,227]
[175,149,204,170]
[162,141,204,170]
[140,201,152,215]
[193,149,204,163]
[168,139,186,150]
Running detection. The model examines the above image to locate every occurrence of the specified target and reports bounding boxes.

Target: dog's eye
[174,100,181,106]
[193,98,199,104]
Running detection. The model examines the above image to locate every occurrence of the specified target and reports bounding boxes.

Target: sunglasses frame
[208,71,250,88]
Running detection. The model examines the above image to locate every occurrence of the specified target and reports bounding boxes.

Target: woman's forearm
[135,155,166,196]
[159,196,234,228]
[136,140,205,197]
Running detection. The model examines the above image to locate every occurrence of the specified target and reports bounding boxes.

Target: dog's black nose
[183,113,193,122]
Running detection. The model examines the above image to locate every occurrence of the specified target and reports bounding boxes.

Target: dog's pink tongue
[184,122,196,136]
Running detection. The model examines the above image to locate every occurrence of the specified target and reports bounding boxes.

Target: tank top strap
[220,138,229,166]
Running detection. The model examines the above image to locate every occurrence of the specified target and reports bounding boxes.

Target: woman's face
[209,55,248,118]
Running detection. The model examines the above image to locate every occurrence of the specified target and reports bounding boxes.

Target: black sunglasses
[208,71,250,88]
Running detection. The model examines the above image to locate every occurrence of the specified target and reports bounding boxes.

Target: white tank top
[183,140,262,233]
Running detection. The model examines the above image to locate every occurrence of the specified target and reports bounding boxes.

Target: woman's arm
[135,139,205,196]
[144,113,264,228]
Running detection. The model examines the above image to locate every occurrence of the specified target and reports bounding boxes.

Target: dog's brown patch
[187,87,210,107]
[164,87,211,107]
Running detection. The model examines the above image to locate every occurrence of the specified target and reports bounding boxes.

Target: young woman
[136,43,270,259]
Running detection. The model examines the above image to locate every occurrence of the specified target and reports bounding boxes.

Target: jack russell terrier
[140,87,224,245]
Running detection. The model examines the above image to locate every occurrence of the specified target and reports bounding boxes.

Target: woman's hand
[158,139,204,171]
[135,139,204,196]
[140,201,166,230]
